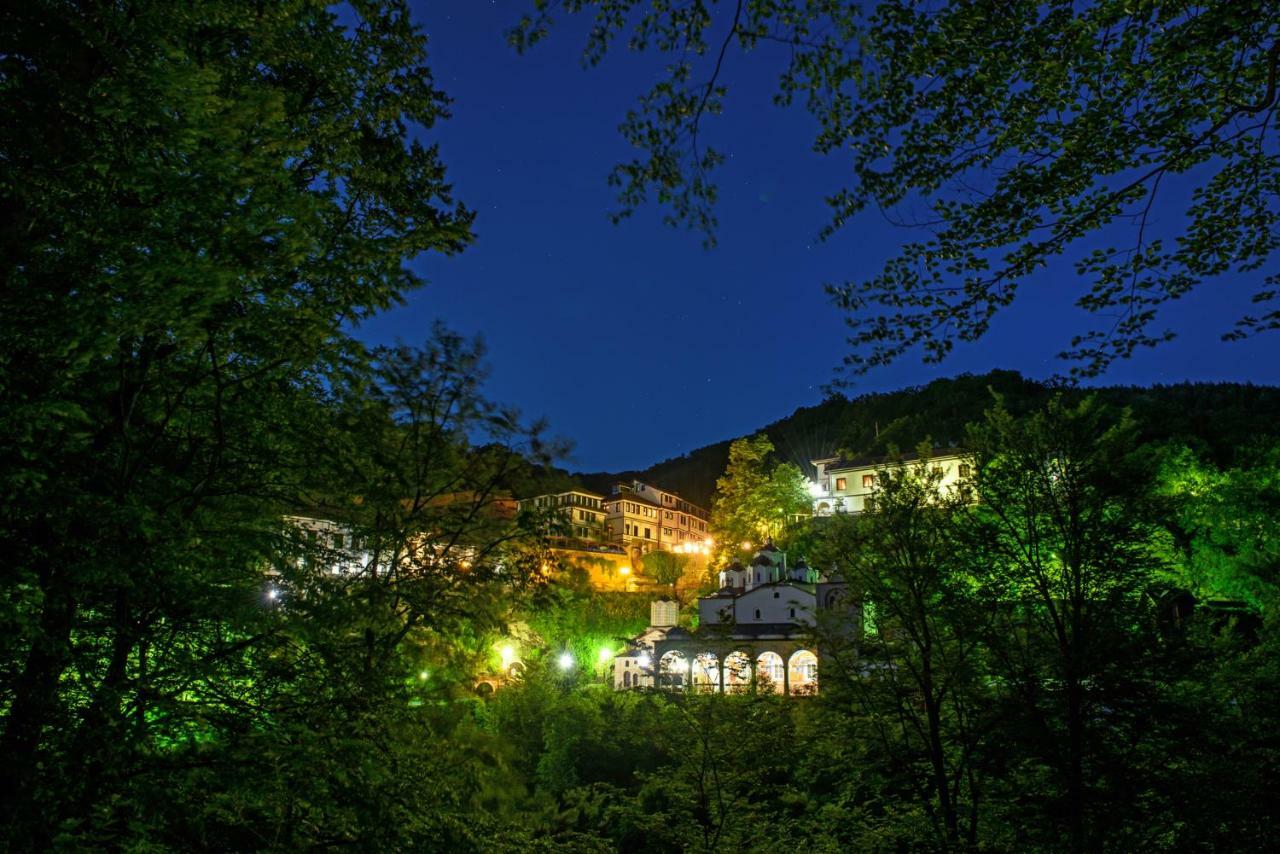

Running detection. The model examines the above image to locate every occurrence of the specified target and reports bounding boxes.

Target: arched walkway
[788,650,818,695]
[723,651,751,693]
[757,651,785,695]
[658,650,688,692]
[692,652,720,693]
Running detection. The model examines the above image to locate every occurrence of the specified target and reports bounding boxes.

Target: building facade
[605,480,711,557]
[517,489,610,546]
[809,448,971,516]
[614,542,854,696]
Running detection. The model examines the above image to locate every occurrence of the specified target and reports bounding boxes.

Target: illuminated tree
[641,550,692,596]
[1153,441,1280,608]
[967,395,1166,851]
[710,434,811,562]
[811,456,989,847]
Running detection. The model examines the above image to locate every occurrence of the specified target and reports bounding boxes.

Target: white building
[612,599,681,690]
[616,543,853,696]
[284,514,369,575]
[809,448,972,516]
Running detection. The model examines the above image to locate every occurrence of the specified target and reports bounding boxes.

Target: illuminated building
[808,448,971,516]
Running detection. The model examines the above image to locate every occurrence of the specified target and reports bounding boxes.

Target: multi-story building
[604,480,711,556]
[516,489,610,546]
[809,448,971,516]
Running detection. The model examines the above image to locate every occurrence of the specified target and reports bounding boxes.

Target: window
[332,534,343,549]
[862,474,875,488]
[959,463,971,478]
[773,592,779,599]
[644,528,651,539]
[754,609,761,619]
[789,608,796,618]
[835,477,847,491]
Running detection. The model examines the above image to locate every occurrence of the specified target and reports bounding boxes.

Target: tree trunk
[0,569,76,847]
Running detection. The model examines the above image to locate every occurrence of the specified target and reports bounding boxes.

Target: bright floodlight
[500,644,516,669]
[557,651,574,671]
[598,646,614,663]
[266,586,279,601]
[638,653,652,668]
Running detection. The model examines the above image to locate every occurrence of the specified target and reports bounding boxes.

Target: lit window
[835,477,847,491]
[862,474,875,488]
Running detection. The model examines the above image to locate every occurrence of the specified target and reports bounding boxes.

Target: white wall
[734,584,815,626]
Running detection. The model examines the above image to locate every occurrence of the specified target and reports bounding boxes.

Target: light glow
[598,646,614,663]
[500,644,516,669]
[557,651,574,671]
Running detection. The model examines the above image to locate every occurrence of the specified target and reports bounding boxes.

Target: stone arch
[816,501,831,516]
[788,649,819,695]
[692,652,720,693]
[723,650,752,693]
[658,650,688,691]
[756,651,785,694]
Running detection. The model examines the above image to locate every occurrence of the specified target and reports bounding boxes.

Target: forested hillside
[575,370,1280,507]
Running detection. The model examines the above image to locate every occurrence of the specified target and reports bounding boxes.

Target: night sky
[356,2,1280,472]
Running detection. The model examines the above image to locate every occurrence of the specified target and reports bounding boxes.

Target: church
[613,541,855,695]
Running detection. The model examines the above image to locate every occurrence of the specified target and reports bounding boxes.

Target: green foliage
[1153,440,1280,606]
[710,433,812,563]
[0,1,551,848]
[517,1,1280,376]
[812,454,990,847]
[641,550,692,591]
[521,586,652,661]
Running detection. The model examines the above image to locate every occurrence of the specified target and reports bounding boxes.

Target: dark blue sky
[357,2,1279,472]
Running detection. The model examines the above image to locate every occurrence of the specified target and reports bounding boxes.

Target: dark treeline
[578,372,1280,508]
